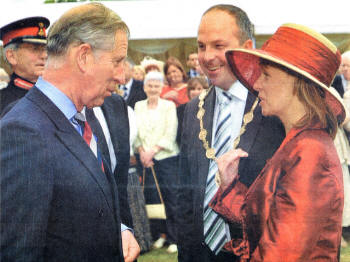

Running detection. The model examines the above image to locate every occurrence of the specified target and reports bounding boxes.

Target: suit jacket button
[98,209,104,217]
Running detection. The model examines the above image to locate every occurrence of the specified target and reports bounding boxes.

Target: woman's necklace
[197,87,259,185]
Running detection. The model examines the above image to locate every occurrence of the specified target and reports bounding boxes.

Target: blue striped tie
[204,91,232,254]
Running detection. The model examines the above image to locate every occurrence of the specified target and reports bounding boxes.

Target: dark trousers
[178,242,239,262]
[141,156,179,244]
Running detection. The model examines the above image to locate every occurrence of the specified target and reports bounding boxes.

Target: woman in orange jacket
[211,23,346,261]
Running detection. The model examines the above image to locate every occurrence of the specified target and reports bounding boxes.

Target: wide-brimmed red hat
[226,23,346,124]
[0,16,50,47]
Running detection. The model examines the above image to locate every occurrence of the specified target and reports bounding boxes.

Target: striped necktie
[74,112,104,172]
[204,91,233,254]
[120,85,128,100]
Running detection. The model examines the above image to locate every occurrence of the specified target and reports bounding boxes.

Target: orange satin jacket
[211,124,344,262]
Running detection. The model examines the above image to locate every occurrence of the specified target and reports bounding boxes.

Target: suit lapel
[26,87,115,212]
[86,108,112,169]
[126,81,136,105]
[100,99,121,169]
[196,87,216,205]
[237,92,262,153]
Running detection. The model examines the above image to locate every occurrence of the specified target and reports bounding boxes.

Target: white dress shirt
[93,107,117,173]
[211,81,248,147]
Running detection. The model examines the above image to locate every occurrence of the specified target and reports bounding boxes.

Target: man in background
[186,52,199,78]
[0,16,49,114]
[119,59,146,109]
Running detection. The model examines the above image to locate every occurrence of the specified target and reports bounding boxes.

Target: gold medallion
[197,108,205,119]
[206,148,216,159]
[37,22,45,36]
[196,86,259,188]
[199,129,207,141]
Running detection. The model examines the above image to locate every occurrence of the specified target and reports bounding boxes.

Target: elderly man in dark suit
[0,3,140,262]
[176,4,285,262]
[119,59,146,109]
[87,97,133,230]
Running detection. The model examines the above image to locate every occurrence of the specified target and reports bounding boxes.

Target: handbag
[142,166,167,219]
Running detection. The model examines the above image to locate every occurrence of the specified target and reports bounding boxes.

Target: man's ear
[5,48,18,66]
[242,39,253,49]
[76,43,94,73]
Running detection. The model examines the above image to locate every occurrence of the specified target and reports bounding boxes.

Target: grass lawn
[139,246,350,262]
[341,245,350,262]
[139,247,177,262]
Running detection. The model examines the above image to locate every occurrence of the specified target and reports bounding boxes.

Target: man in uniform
[0,16,49,114]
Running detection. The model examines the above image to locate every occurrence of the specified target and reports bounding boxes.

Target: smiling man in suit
[0,3,140,262]
[176,4,285,262]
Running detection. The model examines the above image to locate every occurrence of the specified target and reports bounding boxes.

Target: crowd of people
[0,2,350,262]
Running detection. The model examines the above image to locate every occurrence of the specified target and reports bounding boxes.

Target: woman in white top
[134,71,179,253]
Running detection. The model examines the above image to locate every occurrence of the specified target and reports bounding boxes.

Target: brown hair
[187,77,209,98]
[163,56,188,84]
[294,78,338,138]
[260,59,338,138]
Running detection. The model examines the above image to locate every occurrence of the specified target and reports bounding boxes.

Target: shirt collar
[36,76,78,120]
[125,79,133,89]
[215,80,248,103]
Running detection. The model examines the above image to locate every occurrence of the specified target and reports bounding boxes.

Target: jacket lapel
[196,87,216,206]
[237,92,262,153]
[100,99,122,170]
[126,81,136,105]
[26,87,115,212]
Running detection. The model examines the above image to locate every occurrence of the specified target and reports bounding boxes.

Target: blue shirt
[35,77,129,233]
[36,77,82,133]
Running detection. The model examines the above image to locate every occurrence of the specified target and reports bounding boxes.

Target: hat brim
[22,38,47,45]
[226,48,347,124]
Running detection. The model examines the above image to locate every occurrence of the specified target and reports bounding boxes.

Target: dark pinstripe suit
[1,87,124,261]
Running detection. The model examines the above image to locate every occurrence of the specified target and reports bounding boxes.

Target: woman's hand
[163,90,178,101]
[216,148,248,191]
[139,149,155,168]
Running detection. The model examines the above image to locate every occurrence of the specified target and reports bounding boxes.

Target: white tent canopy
[0,0,349,41]
[1,0,349,67]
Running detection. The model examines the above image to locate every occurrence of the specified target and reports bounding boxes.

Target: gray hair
[342,50,350,61]
[204,4,254,44]
[144,71,164,85]
[2,42,20,64]
[47,2,129,57]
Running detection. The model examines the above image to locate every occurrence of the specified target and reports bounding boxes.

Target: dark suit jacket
[1,87,124,261]
[0,73,30,115]
[125,79,146,109]
[332,75,344,97]
[176,87,285,262]
[99,95,132,227]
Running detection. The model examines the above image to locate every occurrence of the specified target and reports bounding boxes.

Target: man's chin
[35,67,45,75]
